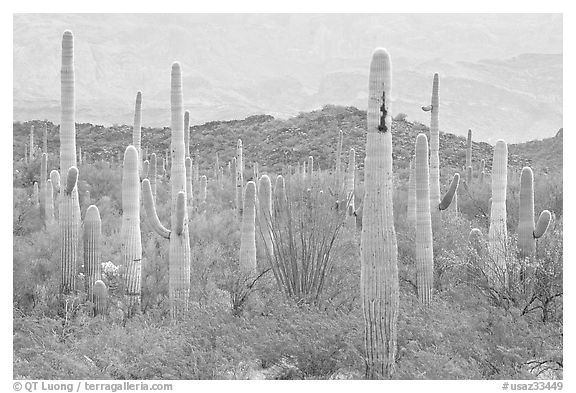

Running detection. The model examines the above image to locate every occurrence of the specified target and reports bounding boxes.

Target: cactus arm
[65,167,78,195]
[421,105,433,112]
[174,191,186,236]
[438,173,460,211]
[142,179,170,239]
[534,210,552,239]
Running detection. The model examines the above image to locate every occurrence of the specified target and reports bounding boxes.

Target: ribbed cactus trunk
[43,123,48,154]
[32,182,39,206]
[83,205,102,303]
[45,179,55,225]
[50,170,60,220]
[488,140,508,287]
[307,156,314,180]
[407,159,416,226]
[518,167,551,259]
[122,146,143,316]
[133,91,142,175]
[236,140,244,217]
[415,134,434,305]
[301,160,307,182]
[39,153,47,223]
[466,129,472,175]
[258,175,273,257]
[59,31,81,295]
[361,48,399,379]
[184,110,190,158]
[335,129,343,189]
[240,181,257,276]
[425,73,441,223]
[150,153,157,200]
[345,148,356,214]
[93,280,108,316]
[185,157,193,212]
[29,125,34,161]
[168,63,191,318]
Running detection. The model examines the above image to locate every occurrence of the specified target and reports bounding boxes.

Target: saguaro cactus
[83,205,102,302]
[273,175,286,220]
[122,146,143,316]
[479,159,486,183]
[93,280,108,316]
[50,170,60,220]
[415,134,434,305]
[43,123,48,153]
[199,175,207,206]
[29,125,35,161]
[240,181,257,276]
[32,182,39,206]
[143,160,150,179]
[466,129,472,173]
[59,31,81,295]
[307,156,314,179]
[345,148,356,214]
[407,159,416,226]
[142,62,191,318]
[518,167,551,258]
[39,153,48,223]
[258,175,273,257]
[133,91,142,174]
[422,73,441,222]
[185,157,193,211]
[45,179,55,225]
[60,167,80,293]
[236,139,244,216]
[335,129,343,189]
[150,153,157,200]
[488,140,508,287]
[360,48,399,379]
[184,110,190,158]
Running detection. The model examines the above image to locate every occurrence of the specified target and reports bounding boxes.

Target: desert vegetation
[12,32,562,380]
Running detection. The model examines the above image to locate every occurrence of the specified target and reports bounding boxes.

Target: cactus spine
[407,159,416,226]
[345,148,356,214]
[488,140,508,287]
[133,91,142,174]
[258,175,273,256]
[59,31,81,294]
[518,167,551,258]
[121,146,143,316]
[415,134,434,305]
[236,139,244,216]
[83,205,102,302]
[360,48,399,379]
[93,280,108,316]
[240,181,257,276]
[142,63,191,318]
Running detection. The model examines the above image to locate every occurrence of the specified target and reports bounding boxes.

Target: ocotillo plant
[488,140,508,287]
[466,129,472,174]
[239,181,257,276]
[258,175,273,258]
[407,159,416,226]
[133,91,142,174]
[39,153,47,223]
[59,31,81,295]
[185,157,193,211]
[236,139,244,216]
[83,205,102,302]
[360,48,399,379]
[415,134,434,305]
[422,73,441,222]
[93,280,108,316]
[50,170,60,220]
[60,167,80,293]
[184,110,190,158]
[150,153,157,201]
[142,62,191,318]
[518,167,552,258]
[45,179,55,225]
[345,148,356,215]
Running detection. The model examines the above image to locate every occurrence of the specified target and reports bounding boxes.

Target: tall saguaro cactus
[240,181,257,276]
[43,123,48,154]
[488,140,508,287]
[59,31,81,294]
[518,167,551,258]
[236,139,244,216]
[142,63,191,318]
[466,129,472,175]
[407,159,416,226]
[258,175,273,257]
[29,125,35,161]
[345,148,356,214]
[83,205,102,302]
[150,153,157,200]
[133,91,142,174]
[360,48,399,379]
[45,179,55,225]
[122,146,143,316]
[185,157,193,211]
[39,153,48,223]
[422,73,441,222]
[415,134,434,305]
[50,170,60,220]
[184,110,190,158]
[335,129,343,189]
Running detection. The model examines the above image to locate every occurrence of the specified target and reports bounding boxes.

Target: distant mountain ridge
[13,14,562,143]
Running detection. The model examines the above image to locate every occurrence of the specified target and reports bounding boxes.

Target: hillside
[13,14,562,143]
[13,105,562,180]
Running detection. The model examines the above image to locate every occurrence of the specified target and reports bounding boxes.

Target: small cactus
[465,129,472,173]
[407,159,416,226]
[60,166,81,294]
[83,205,102,301]
[93,280,108,316]
[45,179,55,225]
[199,175,207,206]
[50,170,61,220]
[39,153,48,223]
[345,148,356,215]
[236,139,244,216]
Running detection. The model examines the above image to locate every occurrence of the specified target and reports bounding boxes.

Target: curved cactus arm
[65,167,78,195]
[142,179,170,239]
[50,170,61,191]
[421,104,433,112]
[534,210,552,239]
[174,191,186,236]
[438,173,460,211]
